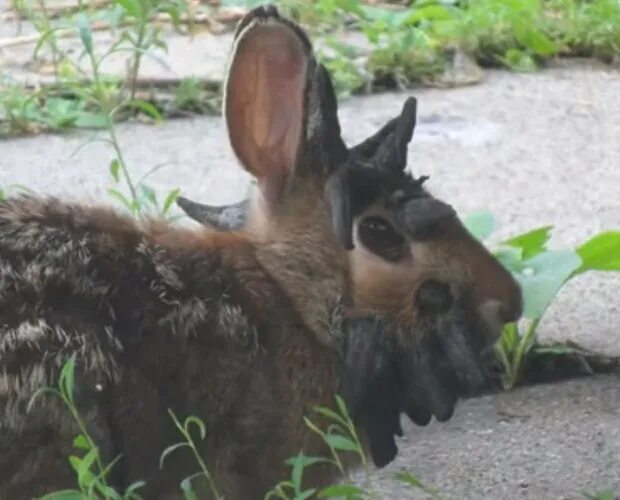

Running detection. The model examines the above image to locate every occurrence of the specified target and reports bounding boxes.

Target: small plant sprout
[28,356,146,500]
[160,410,221,500]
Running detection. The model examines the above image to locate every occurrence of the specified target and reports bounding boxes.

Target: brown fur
[0,193,347,498]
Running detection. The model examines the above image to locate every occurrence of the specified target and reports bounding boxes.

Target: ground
[1,28,619,498]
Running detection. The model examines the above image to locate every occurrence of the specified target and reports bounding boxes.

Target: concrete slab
[364,373,620,499]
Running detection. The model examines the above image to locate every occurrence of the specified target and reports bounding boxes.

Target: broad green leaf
[576,231,620,273]
[463,210,496,241]
[517,250,582,319]
[323,434,358,452]
[514,20,557,56]
[115,0,143,18]
[75,13,93,55]
[493,246,525,274]
[502,225,553,259]
[319,483,365,497]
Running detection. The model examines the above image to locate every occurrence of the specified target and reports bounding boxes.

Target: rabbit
[0,5,522,499]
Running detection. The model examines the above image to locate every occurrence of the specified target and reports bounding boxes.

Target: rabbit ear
[224,6,347,209]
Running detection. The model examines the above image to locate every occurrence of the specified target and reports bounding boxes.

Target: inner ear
[225,17,310,205]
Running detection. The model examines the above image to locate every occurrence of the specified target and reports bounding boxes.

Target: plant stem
[128,22,146,101]
[86,43,140,211]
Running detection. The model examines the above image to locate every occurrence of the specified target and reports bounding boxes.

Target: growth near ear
[349,97,418,173]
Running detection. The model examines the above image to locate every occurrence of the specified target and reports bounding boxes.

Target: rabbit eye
[358,216,406,262]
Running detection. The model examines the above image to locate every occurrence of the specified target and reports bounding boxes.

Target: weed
[31,358,433,499]
[28,356,146,500]
[464,211,620,389]
[266,394,436,499]
[160,411,222,500]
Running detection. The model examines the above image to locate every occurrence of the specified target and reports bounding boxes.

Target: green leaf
[583,489,616,500]
[514,19,557,56]
[180,476,198,500]
[77,448,99,485]
[463,211,496,241]
[318,483,365,497]
[75,112,108,129]
[73,434,90,451]
[110,159,121,183]
[122,99,163,122]
[115,0,143,18]
[576,231,620,273]
[33,27,66,60]
[334,394,352,423]
[323,434,358,453]
[405,4,454,24]
[313,406,348,428]
[125,480,146,498]
[393,471,425,489]
[159,442,190,469]
[37,490,85,500]
[184,415,206,440]
[493,246,525,273]
[108,188,137,213]
[533,345,578,356]
[162,188,180,216]
[393,470,436,495]
[59,355,76,403]
[517,250,582,319]
[296,489,318,500]
[503,226,553,259]
[75,13,93,55]
[500,49,537,72]
[285,452,328,492]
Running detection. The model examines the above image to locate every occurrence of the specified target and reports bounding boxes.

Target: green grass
[3,0,620,134]
[30,358,433,500]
